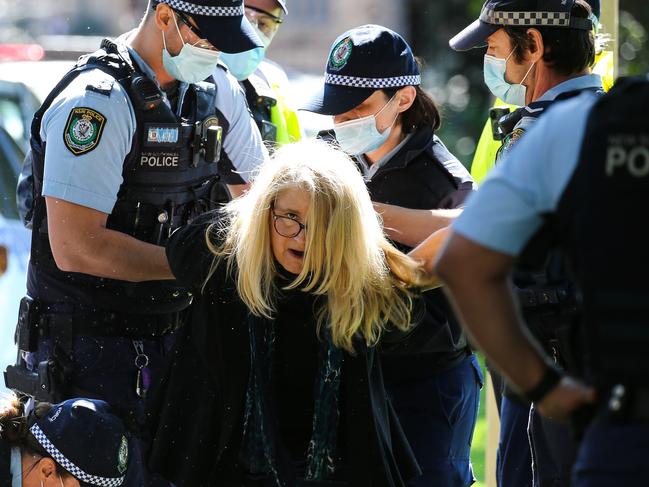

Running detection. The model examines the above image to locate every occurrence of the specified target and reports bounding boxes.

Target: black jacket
[363,126,476,383]
[0,438,14,485]
[147,214,426,487]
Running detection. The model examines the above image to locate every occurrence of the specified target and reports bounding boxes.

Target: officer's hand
[0,245,7,276]
[536,376,596,421]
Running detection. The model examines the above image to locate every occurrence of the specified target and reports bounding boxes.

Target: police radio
[193,119,223,166]
[489,107,511,141]
[130,76,165,111]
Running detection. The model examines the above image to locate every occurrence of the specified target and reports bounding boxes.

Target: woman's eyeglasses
[272,212,306,238]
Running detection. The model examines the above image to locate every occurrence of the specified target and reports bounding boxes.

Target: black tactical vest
[554,75,649,387]
[27,40,226,314]
[505,89,603,346]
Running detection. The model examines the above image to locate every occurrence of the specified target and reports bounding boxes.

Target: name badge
[144,123,180,147]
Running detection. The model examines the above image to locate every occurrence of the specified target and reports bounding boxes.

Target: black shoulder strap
[30,38,136,144]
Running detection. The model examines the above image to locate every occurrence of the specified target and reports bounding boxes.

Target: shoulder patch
[496,128,526,162]
[63,107,107,156]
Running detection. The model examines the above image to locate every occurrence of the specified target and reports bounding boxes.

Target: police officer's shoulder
[42,68,135,150]
[213,59,246,99]
[49,68,132,109]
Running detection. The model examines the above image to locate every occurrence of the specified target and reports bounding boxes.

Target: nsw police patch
[328,37,353,72]
[497,127,526,161]
[63,107,106,156]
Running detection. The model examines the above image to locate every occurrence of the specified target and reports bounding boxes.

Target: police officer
[434,74,649,486]
[302,25,481,486]
[220,0,302,147]
[7,1,266,485]
[468,0,608,185]
[0,395,130,486]
[450,1,601,485]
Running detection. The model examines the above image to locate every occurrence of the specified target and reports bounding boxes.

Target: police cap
[302,25,420,116]
[155,0,263,53]
[450,0,593,51]
[29,398,130,486]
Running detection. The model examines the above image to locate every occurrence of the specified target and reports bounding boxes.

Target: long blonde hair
[208,140,425,352]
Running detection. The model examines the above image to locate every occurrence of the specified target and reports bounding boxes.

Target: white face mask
[483,48,535,106]
[334,95,399,156]
[219,26,269,81]
[161,14,220,84]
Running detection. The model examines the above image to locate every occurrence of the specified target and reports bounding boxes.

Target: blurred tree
[407,0,494,167]
[619,2,649,76]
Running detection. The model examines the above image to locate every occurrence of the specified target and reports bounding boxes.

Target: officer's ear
[396,86,417,114]
[35,457,58,482]
[525,28,545,63]
[153,2,175,31]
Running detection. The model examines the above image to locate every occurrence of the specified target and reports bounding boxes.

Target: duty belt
[38,309,183,339]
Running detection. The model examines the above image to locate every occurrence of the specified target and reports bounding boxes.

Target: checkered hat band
[325,74,421,89]
[159,0,244,16]
[30,424,125,487]
[480,8,571,27]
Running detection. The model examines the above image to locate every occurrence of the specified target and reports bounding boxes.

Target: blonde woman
[148,140,441,487]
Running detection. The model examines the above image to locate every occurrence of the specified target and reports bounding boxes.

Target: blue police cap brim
[301,83,375,116]
[194,14,263,54]
[449,19,500,51]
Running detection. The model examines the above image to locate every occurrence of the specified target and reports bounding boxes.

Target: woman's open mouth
[288,249,305,259]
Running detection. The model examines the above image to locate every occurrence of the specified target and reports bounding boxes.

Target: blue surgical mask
[483,49,535,106]
[218,25,271,81]
[162,15,221,84]
[334,95,398,156]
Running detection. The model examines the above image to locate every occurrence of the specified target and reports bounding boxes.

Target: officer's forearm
[55,226,173,282]
[83,229,173,282]
[46,197,174,282]
[374,202,461,247]
[408,227,450,277]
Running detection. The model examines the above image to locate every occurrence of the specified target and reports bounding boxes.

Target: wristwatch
[524,363,563,403]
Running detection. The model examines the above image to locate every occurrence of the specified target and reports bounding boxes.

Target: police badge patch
[63,107,106,156]
[328,37,353,71]
[496,127,526,162]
